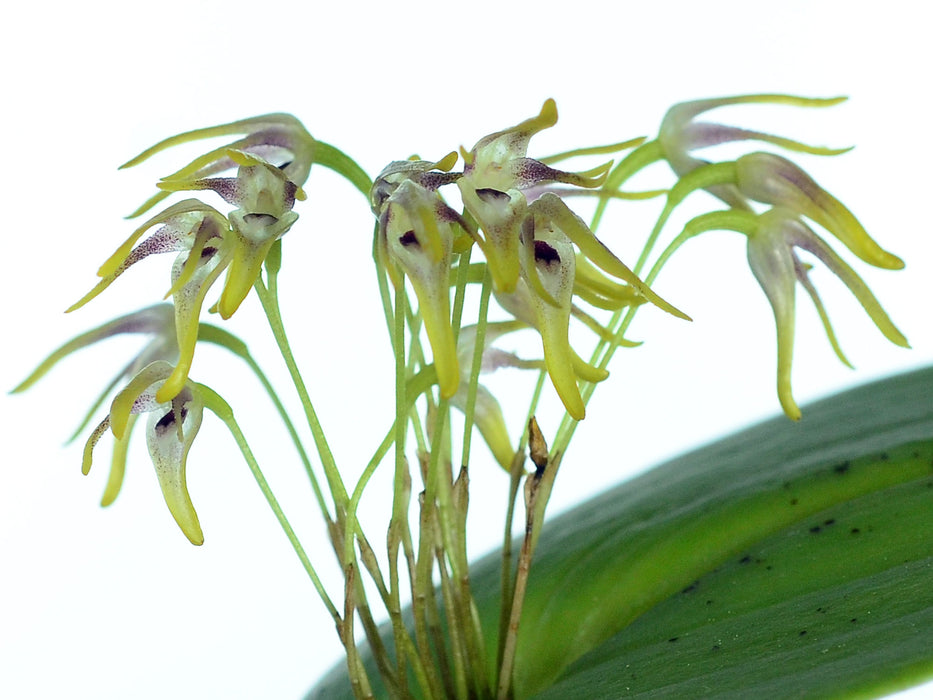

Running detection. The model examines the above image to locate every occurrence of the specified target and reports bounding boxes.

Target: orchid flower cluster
[14,94,907,699]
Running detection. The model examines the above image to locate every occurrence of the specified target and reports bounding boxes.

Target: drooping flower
[646,149,905,287]
[373,154,470,399]
[657,93,852,209]
[516,214,610,420]
[121,113,317,219]
[592,92,854,229]
[84,361,206,544]
[734,152,903,270]
[155,149,307,319]
[69,200,232,402]
[745,208,908,419]
[457,99,611,294]
[12,305,179,506]
[671,206,908,419]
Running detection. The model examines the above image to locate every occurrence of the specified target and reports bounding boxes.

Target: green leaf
[309,366,933,699]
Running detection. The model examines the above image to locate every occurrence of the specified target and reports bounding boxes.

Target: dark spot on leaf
[809,525,822,534]
[879,452,890,461]
[765,565,773,571]
[200,246,217,259]
[706,600,714,606]
[790,498,799,506]
[823,518,836,526]
[668,637,679,643]
[850,528,861,535]
[739,555,752,565]
[799,630,807,637]
[833,461,850,475]
[399,230,419,248]
[850,618,858,623]
[682,580,699,594]
[712,644,721,652]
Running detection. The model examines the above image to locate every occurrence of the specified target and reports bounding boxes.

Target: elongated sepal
[736,152,904,270]
[532,193,690,320]
[747,208,908,420]
[121,113,317,218]
[659,93,850,182]
[97,199,227,279]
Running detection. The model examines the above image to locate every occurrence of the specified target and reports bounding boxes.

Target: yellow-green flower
[675,207,908,419]
[457,99,610,294]
[69,200,232,402]
[373,154,469,399]
[12,305,181,508]
[156,149,307,319]
[657,93,852,209]
[734,152,904,270]
[121,113,317,219]
[85,361,206,545]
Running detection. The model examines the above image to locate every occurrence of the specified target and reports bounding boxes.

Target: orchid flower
[458,99,611,294]
[373,154,470,399]
[12,306,179,507]
[68,200,232,402]
[84,361,206,544]
[156,149,307,318]
[657,93,852,208]
[121,113,317,219]
[593,92,854,230]
[667,206,908,419]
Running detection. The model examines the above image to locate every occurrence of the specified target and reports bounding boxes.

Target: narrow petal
[216,211,297,319]
[532,193,690,320]
[82,416,111,476]
[790,222,910,349]
[101,413,137,506]
[158,247,230,403]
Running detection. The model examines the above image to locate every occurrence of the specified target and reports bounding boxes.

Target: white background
[2,1,931,698]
